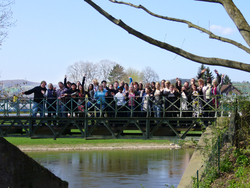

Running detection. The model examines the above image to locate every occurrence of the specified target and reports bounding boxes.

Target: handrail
[0,95,229,118]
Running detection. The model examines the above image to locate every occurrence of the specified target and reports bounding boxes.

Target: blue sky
[0,0,249,84]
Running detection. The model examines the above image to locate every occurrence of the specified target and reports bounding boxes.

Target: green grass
[180,131,202,135]
[5,137,172,147]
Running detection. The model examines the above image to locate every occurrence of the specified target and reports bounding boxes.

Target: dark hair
[133,82,139,87]
[58,81,63,85]
[88,84,94,92]
[66,81,71,85]
[71,83,76,86]
[101,80,107,84]
[145,86,152,93]
[207,77,212,84]
[139,83,143,90]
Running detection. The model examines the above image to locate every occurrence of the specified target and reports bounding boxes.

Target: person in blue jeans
[22,81,47,118]
[94,85,107,117]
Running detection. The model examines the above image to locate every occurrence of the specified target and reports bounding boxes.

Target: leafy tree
[222,74,231,85]
[108,63,125,83]
[84,0,250,73]
[197,64,206,80]
[197,64,214,82]
[122,67,143,83]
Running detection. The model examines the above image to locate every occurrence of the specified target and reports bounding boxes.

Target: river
[26,148,194,188]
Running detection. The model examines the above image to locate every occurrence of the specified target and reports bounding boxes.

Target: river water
[26,148,194,188]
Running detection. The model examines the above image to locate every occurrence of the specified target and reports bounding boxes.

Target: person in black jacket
[22,81,47,117]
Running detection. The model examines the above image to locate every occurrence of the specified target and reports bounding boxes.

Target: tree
[122,67,143,83]
[98,59,116,82]
[197,64,215,83]
[67,60,115,87]
[222,74,231,85]
[197,64,206,80]
[141,66,159,84]
[108,63,125,83]
[84,0,250,73]
[0,0,15,45]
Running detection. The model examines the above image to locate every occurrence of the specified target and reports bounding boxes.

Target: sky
[0,0,250,84]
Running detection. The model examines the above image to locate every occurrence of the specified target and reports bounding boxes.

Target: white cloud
[210,25,236,35]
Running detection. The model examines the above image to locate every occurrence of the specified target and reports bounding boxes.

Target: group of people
[21,69,224,123]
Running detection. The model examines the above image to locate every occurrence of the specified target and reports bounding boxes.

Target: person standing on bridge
[22,81,47,118]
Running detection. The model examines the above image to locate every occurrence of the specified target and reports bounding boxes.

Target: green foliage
[165,184,175,188]
[223,74,232,85]
[220,158,233,173]
[123,67,143,83]
[235,166,245,177]
[236,155,249,166]
[108,63,125,83]
[197,64,214,82]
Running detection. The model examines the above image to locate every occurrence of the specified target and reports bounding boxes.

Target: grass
[5,137,172,148]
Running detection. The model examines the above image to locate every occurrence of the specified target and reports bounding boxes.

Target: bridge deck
[0,116,216,139]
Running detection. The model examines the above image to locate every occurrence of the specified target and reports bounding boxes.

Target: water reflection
[26,148,194,188]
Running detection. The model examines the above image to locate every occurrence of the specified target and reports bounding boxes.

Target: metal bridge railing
[0,96,227,118]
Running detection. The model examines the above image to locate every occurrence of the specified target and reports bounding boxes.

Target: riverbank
[5,137,197,151]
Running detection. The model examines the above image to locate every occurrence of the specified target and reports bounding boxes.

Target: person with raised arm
[22,81,47,118]
[64,75,71,89]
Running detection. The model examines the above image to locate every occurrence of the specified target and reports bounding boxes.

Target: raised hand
[201,69,206,74]
[214,69,219,75]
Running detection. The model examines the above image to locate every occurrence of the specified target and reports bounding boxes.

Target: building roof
[221,84,241,95]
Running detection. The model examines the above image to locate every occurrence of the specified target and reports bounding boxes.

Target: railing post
[71,98,73,117]
[215,97,218,117]
[16,99,20,116]
[84,98,88,138]
[100,98,102,117]
[115,98,117,118]
[131,97,133,117]
[29,99,32,116]
[197,97,200,118]
[163,97,166,118]
[146,97,149,117]
[218,136,220,172]
[180,97,182,118]
[197,170,199,188]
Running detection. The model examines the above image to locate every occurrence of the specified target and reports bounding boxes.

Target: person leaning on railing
[63,83,78,117]
[163,84,181,119]
[105,83,116,118]
[55,82,68,118]
[46,83,57,123]
[22,80,47,118]
[211,74,224,117]
[127,84,136,117]
[114,87,126,118]
[94,84,107,117]
[153,82,163,119]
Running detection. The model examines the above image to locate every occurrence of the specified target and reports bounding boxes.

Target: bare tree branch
[195,0,222,3]
[196,0,250,47]
[0,0,15,45]
[84,0,250,73]
[109,0,250,54]
[220,0,250,47]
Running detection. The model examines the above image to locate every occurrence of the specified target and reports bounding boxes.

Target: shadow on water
[26,148,194,188]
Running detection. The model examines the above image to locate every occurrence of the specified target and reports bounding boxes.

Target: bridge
[0,96,226,140]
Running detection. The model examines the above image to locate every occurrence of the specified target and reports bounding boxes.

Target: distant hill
[0,79,39,88]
